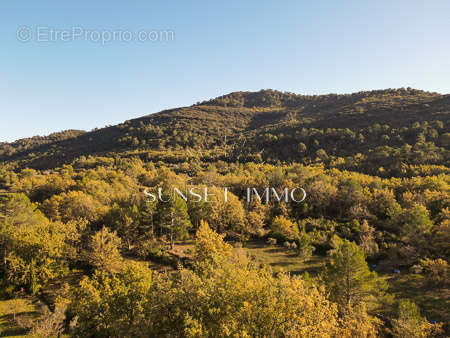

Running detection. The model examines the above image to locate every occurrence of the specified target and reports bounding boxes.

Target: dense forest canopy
[1,88,448,177]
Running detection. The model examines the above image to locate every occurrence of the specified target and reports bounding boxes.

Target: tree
[87,227,123,273]
[316,149,329,162]
[105,203,141,251]
[400,205,433,246]
[156,194,192,249]
[323,239,387,310]
[271,215,299,239]
[140,198,157,238]
[245,198,268,236]
[187,192,212,230]
[0,194,76,293]
[307,179,338,216]
[298,142,307,154]
[193,220,232,266]
[336,178,365,219]
[70,263,152,337]
[358,220,378,257]
[28,302,66,337]
[434,216,450,258]
[296,231,315,261]
[419,258,449,287]
[148,249,342,337]
[339,303,381,338]
[58,190,106,223]
[207,187,245,235]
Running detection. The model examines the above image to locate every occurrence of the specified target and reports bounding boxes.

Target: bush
[0,283,15,299]
[420,258,449,286]
[271,216,299,239]
[409,264,423,274]
[28,304,65,338]
[391,299,443,337]
[296,233,315,261]
[266,237,277,245]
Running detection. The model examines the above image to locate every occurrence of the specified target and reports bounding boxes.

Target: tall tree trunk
[170,211,174,249]
[151,214,154,237]
[345,246,351,307]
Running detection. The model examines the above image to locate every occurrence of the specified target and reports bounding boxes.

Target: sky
[1,1,449,142]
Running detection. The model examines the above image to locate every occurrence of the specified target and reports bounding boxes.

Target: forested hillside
[0,88,449,337]
[1,88,449,176]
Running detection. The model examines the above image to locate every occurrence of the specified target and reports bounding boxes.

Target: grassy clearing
[124,256,176,273]
[241,241,325,275]
[171,239,325,275]
[170,240,195,259]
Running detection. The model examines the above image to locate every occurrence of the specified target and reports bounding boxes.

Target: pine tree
[323,239,387,309]
[156,194,192,249]
[140,198,157,238]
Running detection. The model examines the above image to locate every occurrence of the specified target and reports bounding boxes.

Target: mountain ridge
[1,88,449,174]
[3,88,448,142]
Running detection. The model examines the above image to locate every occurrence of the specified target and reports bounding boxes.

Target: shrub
[420,258,449,286]
[391,299,443,337]
[266,237,277,245]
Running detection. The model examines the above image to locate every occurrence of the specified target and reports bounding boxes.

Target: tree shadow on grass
[263,248,285,254]
[0,327,29,337]
[289,265,323,276]
[269,262,294,268]
[0,310,40,337]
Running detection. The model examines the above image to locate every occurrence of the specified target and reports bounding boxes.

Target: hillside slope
[1,88,449,174]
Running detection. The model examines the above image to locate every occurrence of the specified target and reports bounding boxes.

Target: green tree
[156,194,192,249]
[400,205,433,245]
[105,203,141,251]
[323,239,387,310]
[140,198,157,238]
[296,231,315,261]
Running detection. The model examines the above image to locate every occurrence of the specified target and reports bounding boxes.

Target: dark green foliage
[323,239,388,310]
[0,89,448,177]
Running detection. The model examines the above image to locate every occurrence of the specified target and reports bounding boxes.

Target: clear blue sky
[1,1,449,142]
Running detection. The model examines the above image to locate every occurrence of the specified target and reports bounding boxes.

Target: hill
[0,88,449,175]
